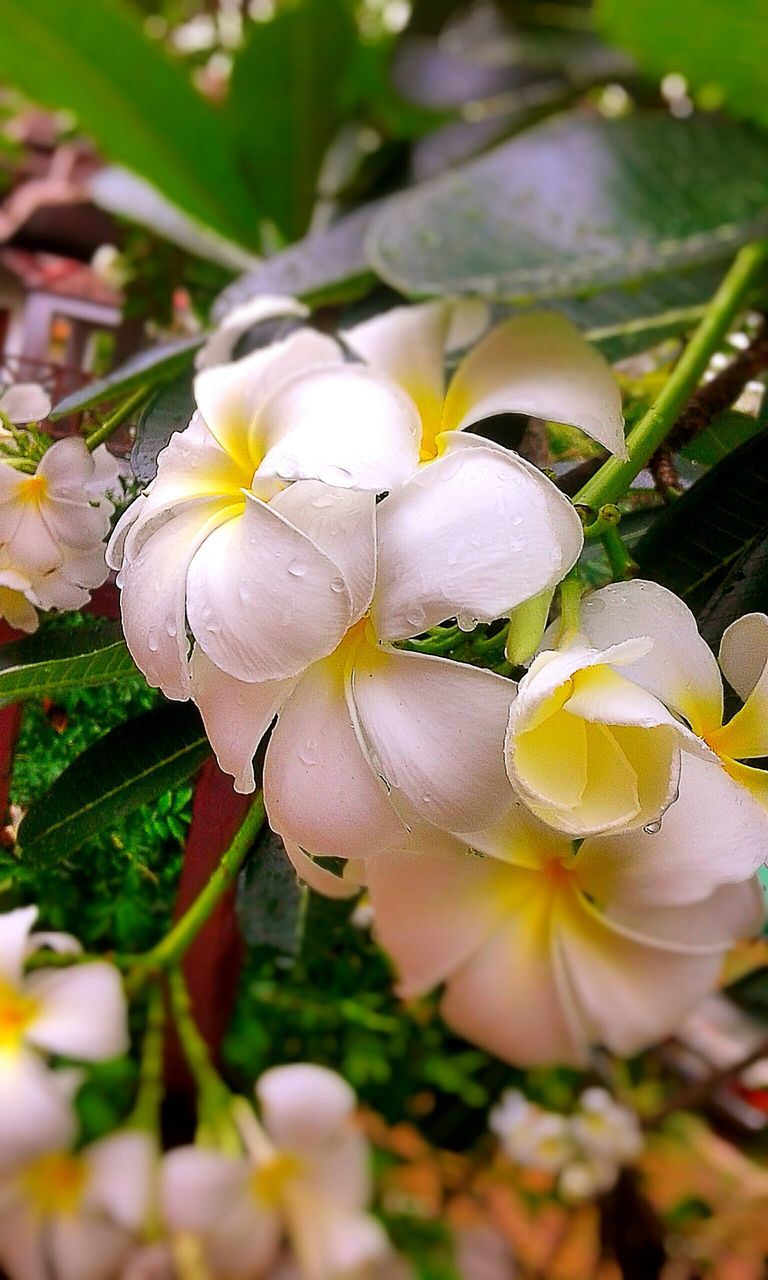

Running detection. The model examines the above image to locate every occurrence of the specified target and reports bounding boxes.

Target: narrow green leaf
[0,622,136,707]
[131,370,197,483]
[228,0,357,240]
[0,0,259,245]
[633,429,768,615]
[50,336,202,419]
[366,113,768,301]
[19,704,210,864]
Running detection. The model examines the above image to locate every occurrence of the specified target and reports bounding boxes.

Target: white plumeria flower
[357,755,766,1067]
[0,1128,155,1280]
[251,299,627,489]
[107,321,584,704]
[489,1091,575,1173]
[557,1156,618,1204]
[0,438,119,633]
[504,635,694,835]
[195,295,309,371]
[162,1064,390,1280]
[0,906,129,1170]
[577,580,768,813]
[571,1088,643,1164]
[0,383,52,426]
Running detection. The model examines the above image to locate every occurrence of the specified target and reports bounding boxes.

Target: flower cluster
[0,385,119,632]
[0,909,390,1280]
[490,1086,643,1202]
[109,297,768,1067]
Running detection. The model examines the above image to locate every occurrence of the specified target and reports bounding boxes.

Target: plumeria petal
[281,839,360,899]
[85,1131,155,1232]
[270,482,376,622]
[0,904,38,982]
[0,383,51,424]
[257,1063,356,1151]
[285,1192,390,1280]
[117,496,238,700]
[0,1050,78,1172]
[49,1214,133,1280]
[196,295,309,370]
[190,647,295,794]
[256,364,422,491]
[711,614,768,760]
[265,653,406,858]
[441,311,626,457]
[162,1149,251,1234]
[0,584,38,632]
[342,299,488,449]
[372,439,583,640]
[351,645,514,832]
[607,877,765,951]
[195,329,342,473]
[721,757,768,810]
[364,836,519,997]
[25,962,128,1061]
[186,494,354,683]
[577,580,724,737]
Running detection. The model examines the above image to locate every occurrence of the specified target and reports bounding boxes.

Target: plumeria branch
[127,982,166,1134]
[575,239,768,511]
[167,966,239,1148]
[83,385,152,452]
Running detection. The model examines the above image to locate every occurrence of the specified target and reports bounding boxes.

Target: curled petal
[281,838,361,899]
[191,646,295,794]
[257,1063,356,1151]
[712,613,768,760]
[608,877,765,951]
[265,655,406,858]
[270,482,376,621]
[196,295,308,370]
[442,311,626,457]
[195,330,341,473]
[256,365,422,490]
[25,962,129,1061]
[372,440,582,640]
[186,495,353,682]
[118,496,236,700]
[352,646,514,832]
[575,755,768,907]
[578,579,724,737]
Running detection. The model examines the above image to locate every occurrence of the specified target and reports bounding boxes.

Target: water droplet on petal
[299,738,319,766]
[643,819,662,835]
[457,611,478,632]
[330,576,346,594]
[312,492,336,510]
[406,605,426,630]
[165,620,177,638]
[287,558,307,577]
[147,629,159,653]
[238,585,251,604]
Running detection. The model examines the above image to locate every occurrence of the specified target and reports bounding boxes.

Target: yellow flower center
[18,474,47,504]
[0,976,39,1051]
[19,1152,87,1216]
[249,1151,302,1207]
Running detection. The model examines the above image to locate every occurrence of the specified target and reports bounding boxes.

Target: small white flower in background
[91,244,134,292]
[356,753,766,1067]
[576,579,768,814]
[162,1064,390,1280]
[0,383,52,427]
[490,1086,643,1204]
[0,1128,154,1280]
[0,437,120,632]
[0,906,129,1170]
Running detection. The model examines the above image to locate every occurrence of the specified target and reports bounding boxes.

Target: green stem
[84,386,150,452]
[557,571,584,646]
[137,794,265,973]
[127,982,165,1133]
[167,967,234,1138]
[601,526,638,581]
[575,240,768,511]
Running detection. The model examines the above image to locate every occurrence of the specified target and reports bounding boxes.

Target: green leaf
[697,525,768,647]
[598,0,768,133]
[366,113,768,301]
[18,703,210,864]
[0,0,259,246]
[0,621,136,707]
[131,370,197,483]
[237,829,306,957]
[50,336,202,419]
[682,409,767,467]
[633,429,768,615]
[228,0,357,241]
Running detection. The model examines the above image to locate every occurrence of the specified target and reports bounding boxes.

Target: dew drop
[457,611,478,632]
[421,793,432,805]
[165,620,177,638]
[147,629,159,653]
[643,820,662,835]
[287,558,307,577]
[238,585,252,604]
[312,492,336,509]
[406,605,426,630]
[299,738,319,766]
[330,576,346,594]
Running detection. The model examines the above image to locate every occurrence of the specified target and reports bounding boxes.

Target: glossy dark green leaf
[598,0,768,133]
[237,829,306,958]
[366,113,768,301]
[51,337,202,420]
[0,0,259,245]
[228,0,357,241]
[633,429,768,615]
[697,527,768,648]
[19,703,210,864]
[131,370,197,483]
[0,621,136,708]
